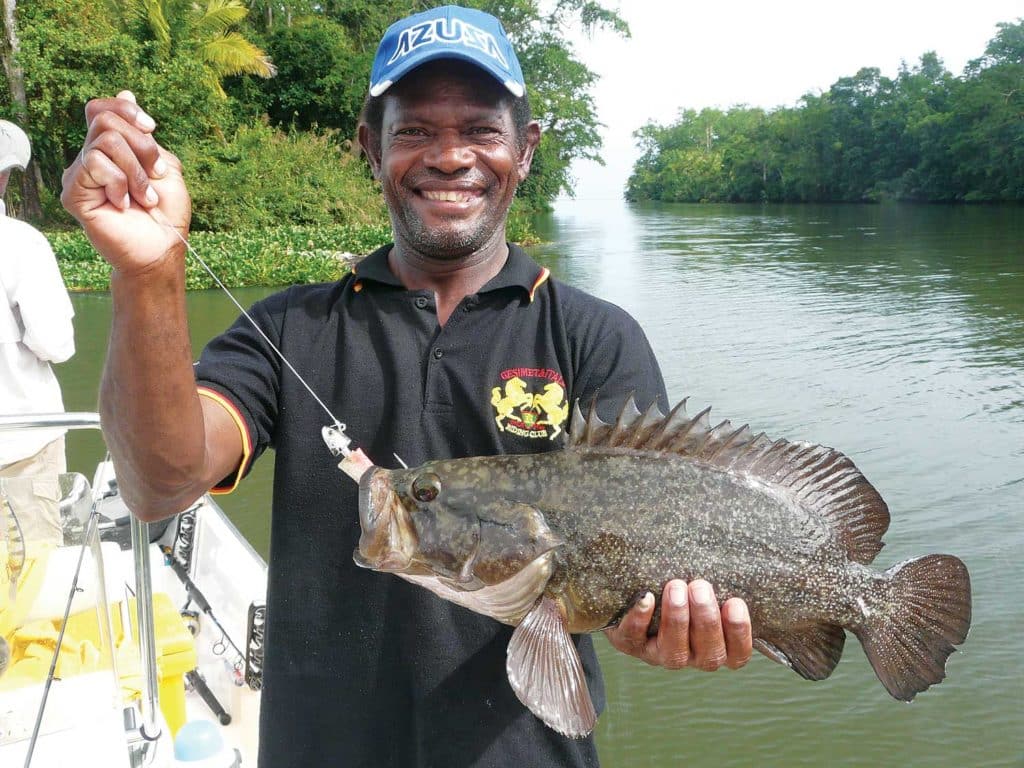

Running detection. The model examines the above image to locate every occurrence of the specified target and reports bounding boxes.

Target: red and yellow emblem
[490,367,569,440]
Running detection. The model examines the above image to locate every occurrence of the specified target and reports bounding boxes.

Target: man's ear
[517,121,542,180]
[358,123,382,179]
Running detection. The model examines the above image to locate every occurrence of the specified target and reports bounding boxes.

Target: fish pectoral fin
[506,596,597,739]
[753,622,846,681]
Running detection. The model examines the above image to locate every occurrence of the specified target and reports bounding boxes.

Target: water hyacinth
[48,224,392,291]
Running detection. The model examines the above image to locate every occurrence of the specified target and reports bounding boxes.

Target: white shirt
[0,199,75,465]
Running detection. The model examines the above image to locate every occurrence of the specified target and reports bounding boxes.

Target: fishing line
[148,207,348,440]
[148,207,387,473]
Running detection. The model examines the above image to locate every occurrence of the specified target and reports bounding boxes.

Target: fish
[3,491,25,604]
[353,397,972,737]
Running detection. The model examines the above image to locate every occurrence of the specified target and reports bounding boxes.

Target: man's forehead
[387,60,510,104]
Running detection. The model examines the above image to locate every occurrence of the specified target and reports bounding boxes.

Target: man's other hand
[604,579,752,671]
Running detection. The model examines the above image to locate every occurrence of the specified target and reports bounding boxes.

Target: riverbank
[49,209,542,291]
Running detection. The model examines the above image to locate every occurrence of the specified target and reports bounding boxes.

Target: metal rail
[0,412,102,430]
[0,413,163,752]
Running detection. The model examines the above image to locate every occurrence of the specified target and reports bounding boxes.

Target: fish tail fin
[853,554,971,701]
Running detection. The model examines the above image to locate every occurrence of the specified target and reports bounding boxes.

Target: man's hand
[604,579,752,671]
[60,90,191,276]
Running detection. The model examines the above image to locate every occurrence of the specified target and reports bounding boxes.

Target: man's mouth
[421,189,477,203]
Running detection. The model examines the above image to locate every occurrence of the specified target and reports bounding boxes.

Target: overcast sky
[563,1,1023,199]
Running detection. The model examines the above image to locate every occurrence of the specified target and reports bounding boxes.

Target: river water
[57,200,1023,767]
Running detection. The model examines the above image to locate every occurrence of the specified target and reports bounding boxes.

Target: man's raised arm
[61,91,242,521]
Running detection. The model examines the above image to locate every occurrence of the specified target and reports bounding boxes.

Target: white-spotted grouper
[353,397,972,737]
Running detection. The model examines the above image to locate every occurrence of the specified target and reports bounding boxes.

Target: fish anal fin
[506,596,597,738]
[754,622,846,681]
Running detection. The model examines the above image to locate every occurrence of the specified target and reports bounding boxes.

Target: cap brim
[0,155,27,172]
[369,49,523,98]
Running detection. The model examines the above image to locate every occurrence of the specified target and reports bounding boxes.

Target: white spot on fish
[857,596,872,618]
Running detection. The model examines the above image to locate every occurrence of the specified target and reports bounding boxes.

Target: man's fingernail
[639,592,654,610]
[121,193,131,210]
[669,582,688,608]
[691,581,713,603]
[136,111,156,131]
[145,186,159,205]
[153,157,168,177]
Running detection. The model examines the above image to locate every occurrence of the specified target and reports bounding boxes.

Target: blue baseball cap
[369,5,525,99]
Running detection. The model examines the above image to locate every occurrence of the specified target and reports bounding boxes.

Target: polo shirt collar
[353,243,550,301]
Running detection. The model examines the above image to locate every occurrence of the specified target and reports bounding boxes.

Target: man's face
[361,61,540,260]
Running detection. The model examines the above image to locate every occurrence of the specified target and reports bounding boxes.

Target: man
[61,6,751,766]
[1,120,75,546]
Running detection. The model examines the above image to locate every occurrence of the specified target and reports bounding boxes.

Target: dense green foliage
[178,121,385,231]
[2,0,627,231]
[49,212,537,290]
[50,223,392,290]
[627,20,1024,204]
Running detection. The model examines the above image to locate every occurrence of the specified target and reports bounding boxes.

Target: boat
[0,413,266,766]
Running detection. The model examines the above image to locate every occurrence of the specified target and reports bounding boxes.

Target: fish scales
[352,396,972,738]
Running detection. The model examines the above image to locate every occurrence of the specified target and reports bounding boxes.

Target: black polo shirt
[194,243,668,768]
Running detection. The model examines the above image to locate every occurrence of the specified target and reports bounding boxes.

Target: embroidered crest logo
[491,367,569,440]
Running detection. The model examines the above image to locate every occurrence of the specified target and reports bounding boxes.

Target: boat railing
[0,412,163,760]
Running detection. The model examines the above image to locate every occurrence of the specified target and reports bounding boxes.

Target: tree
[118,0,276,97]
[0,0,42,218]
[259,17,368,133]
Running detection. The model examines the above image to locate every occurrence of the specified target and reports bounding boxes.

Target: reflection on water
[59,200,1023,767]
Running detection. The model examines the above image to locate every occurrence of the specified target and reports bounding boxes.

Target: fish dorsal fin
[567,397,890,564]
[506,596,597,738]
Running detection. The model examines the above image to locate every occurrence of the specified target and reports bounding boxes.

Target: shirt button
[415,297,428,309]
[432,348,444,360]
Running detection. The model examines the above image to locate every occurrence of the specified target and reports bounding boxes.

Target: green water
[56,201,1024,767]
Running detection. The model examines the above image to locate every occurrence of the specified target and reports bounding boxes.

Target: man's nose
[424,132,474,174]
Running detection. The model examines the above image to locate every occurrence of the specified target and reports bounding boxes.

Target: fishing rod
[147,207,376,482]
[21,478,106,768]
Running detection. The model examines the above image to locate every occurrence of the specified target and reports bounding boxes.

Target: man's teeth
[422,190,473,202]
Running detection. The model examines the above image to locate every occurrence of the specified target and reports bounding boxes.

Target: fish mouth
[355,468,417,573]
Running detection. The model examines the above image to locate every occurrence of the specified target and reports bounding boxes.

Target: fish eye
[411,472,441,503]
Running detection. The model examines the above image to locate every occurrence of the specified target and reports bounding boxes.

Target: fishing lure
[148,208,376,482]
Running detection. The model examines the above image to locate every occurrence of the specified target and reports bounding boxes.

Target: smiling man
[60,5,751,767]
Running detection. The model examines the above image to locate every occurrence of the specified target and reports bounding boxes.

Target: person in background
[0,119,76,546]
[59,6,751,766]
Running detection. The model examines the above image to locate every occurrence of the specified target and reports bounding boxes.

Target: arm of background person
[61,90,243,521]
[13,228,75,364]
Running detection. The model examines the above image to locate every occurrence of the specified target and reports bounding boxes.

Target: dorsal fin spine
[646,398,689,450]
[566,396,891,565]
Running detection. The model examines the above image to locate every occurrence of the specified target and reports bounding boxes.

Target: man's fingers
[686,580,727,671]
[84,110,165,178]
[84,130,161,209]
[655,580,690,669]
[721,597,753,669]
[605,591,656,659]
[85,93,156,134]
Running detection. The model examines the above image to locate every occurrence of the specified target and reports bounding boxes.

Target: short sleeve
[194,293,285,491]
[571,304,669,423]
[12,228,75,363]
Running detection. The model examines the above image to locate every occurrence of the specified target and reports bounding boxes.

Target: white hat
[0,120,31,172]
